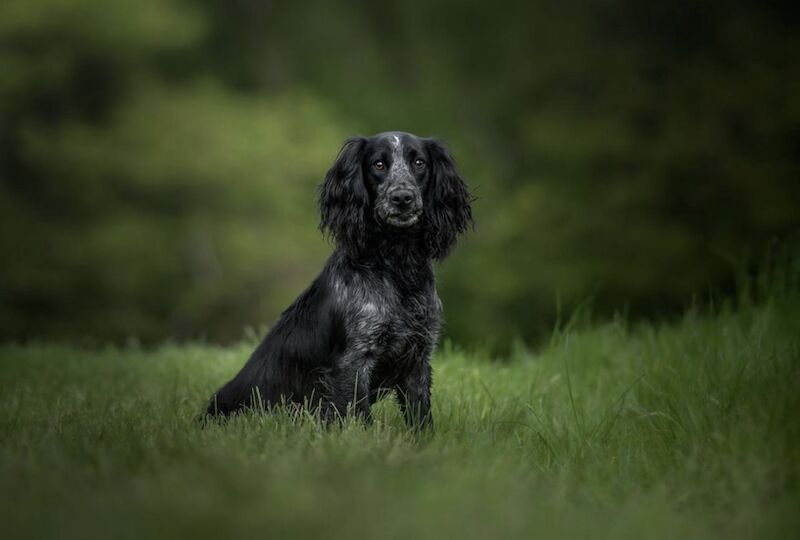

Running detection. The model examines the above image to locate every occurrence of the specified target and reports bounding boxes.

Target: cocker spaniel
[206,132,473,428]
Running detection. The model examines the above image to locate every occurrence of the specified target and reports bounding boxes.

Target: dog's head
[319,132,473,260]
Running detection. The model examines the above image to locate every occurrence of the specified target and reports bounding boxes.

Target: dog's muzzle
[378,187,422,228]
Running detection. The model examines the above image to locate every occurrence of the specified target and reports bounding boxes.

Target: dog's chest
[344,278,440,359]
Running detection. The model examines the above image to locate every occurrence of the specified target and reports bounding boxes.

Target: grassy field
[1,294,799,540]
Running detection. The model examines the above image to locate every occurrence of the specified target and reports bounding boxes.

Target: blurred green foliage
[1,0,799,345]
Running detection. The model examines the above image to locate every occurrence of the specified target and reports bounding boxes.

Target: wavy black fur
[206,132,473,427]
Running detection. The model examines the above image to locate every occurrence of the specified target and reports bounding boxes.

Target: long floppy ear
[423,138,474,260]
[318,136,368,254]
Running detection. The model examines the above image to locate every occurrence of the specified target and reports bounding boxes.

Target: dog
[205,132,473,428]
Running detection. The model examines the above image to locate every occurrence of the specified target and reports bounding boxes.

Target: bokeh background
[1,0,798,348]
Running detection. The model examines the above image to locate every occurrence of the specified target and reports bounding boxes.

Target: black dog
[206,132,472,428]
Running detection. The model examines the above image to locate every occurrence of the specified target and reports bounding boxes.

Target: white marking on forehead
[390,135,409,173]
[388,134,412,178]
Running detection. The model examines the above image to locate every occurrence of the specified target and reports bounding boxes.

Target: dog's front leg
[397,360,433,429]
[324,352,375,424]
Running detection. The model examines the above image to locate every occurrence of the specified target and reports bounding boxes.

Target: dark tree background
[1,0,798,346]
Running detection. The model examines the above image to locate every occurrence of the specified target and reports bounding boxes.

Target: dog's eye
[414,159,425,168]
[373,161,386,171]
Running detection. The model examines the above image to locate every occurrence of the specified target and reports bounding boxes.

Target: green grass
[1,295,799,540]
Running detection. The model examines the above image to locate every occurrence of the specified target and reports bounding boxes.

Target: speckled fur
[205,132,472,428]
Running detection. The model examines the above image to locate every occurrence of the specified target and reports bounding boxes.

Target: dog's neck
[338,229,435,283]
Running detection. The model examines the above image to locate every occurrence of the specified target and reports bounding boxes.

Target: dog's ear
[423,138,474,260]
[319,137,369,254]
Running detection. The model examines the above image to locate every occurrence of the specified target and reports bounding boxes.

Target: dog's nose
[390,189,414,209]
